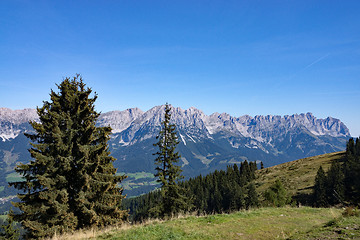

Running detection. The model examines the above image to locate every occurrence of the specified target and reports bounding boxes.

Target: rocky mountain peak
[0,106,351,143]
[0,105,351,186]
[97,108,144,133]
[0,108,38,124]
[0,108,38,141]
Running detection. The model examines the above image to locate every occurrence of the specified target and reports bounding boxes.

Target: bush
[342,206,360,217]
[264,179,291,207]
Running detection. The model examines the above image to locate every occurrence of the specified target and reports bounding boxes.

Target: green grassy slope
[289,214,360,240]
[94,207,350,240]
[255,151,345,203]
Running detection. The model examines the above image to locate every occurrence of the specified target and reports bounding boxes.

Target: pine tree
[240,160,251,180]
[239,161,250,186]
[152,104,189,217]
[212,180,223,213]
[249,161,257,180]
[192,176,206,213]
[246,183,259,209]
[344,137,360,205]
[326,161,345,205]
[237,186,246,210]
[0,209,20,240]
[264,179,290,207]
[346,138,356,155]
[10,75,127,238]
[356,138,360,156]
[233,164,241,182]
[126,153,263,220]
[313,166,328,207]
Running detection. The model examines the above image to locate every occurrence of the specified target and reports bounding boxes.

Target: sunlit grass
[255,151,345,199]
[92,207,342,240]
[289,215,360,239]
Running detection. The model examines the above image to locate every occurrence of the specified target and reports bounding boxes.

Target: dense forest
[125,137,360,222]
[313,137,360,207]
[122,160,260,222]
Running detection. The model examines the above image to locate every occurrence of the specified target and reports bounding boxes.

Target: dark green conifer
[0,209,20,240]
[233,164,241,181]
[356,138,360,156]
[212,181,223,213]
[192,176,206,213]
[10,75,127,238]
[246,183,259,209]
[249,161,257,180]
[326,161,345,205]
[238,161,256,186]
[313,166,328,207]
[240,160,251,180]
[235,186,245,210]
[264,179,290,207]
[152,104,189,217]
[126,153,262,219]
[346,138,356,155]
[344,137,360,204]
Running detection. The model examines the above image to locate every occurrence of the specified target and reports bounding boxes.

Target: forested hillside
[123,160,260,221]
[313,137,360,207]
[123,148,356,222]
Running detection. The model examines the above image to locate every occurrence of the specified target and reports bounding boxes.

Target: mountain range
[0,105,350,180]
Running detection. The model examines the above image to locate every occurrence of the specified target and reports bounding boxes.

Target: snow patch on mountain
[187,134,196,143]
[181,157,189,167]
[0,106,351,147]
[179,133,186,145]
[0,108,38,141]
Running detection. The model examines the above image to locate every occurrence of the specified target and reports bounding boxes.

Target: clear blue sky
[1,1,359,136]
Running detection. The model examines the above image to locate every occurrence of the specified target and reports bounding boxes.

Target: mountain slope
[102,105,349,178]
[0,106,350,197]
[255,151,346,203]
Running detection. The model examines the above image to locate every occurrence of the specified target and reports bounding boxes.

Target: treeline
[313,137,360,207]
[123,160,260,222]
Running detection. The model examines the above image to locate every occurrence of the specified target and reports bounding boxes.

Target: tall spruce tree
[10,75,127,239]
[152,104,189,217]
[246,183,259,209]
[313,166,328,207]
[326,161,345,205]
[344,137,360,205]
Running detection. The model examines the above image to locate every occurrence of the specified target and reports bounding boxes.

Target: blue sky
[0,0,359,136]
